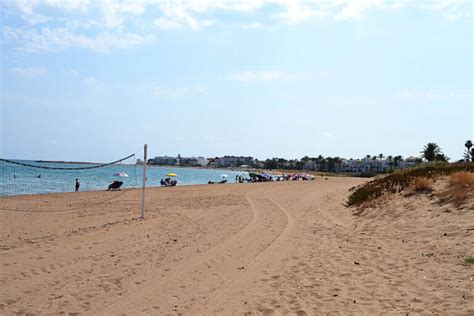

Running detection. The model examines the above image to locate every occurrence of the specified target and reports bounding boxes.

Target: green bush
[464,257,474,265]
[345,162,474,207]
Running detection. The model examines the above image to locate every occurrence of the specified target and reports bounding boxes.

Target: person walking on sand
[75,179,80,192]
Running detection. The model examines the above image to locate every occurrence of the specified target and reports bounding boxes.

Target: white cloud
[42,0,91,12]
[2,0,470,54]
[4,26,153,53]
[156,2,215,31]
[270,0,471,23]
[273,0,326,25]
[229,71,283,82]
[10,66,48,78]
[153,85,208,97]
[335,0,383,20]
[332,0,471,21]
[101,0,147,29]
[423,0,472,20]
[241,22,264,30]
[114,0,146,15]
[167,0,264,13]
[224,0,264,12]
[4,0,143,27]
[4,0,50,25]
[154,17,183,30]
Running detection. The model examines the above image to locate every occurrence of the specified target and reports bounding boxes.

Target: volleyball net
[0,150,144,213]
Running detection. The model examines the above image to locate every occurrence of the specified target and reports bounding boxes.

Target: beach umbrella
[166,173,177,177]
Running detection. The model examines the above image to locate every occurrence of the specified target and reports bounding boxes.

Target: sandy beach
[1,178,473,315]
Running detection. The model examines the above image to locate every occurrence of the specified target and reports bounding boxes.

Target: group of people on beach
[235,175,246,183]
[279,173,315,181]
[74,178,125,192]
[233,173,316,183]
[43,172,316,194]
[160,178,177,187]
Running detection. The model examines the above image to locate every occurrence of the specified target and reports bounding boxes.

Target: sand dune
[1,178,472,315]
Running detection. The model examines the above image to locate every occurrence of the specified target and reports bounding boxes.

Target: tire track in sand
[94,189,278,315]
[192,187,298,314]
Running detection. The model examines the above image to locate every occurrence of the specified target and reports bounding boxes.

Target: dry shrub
[346,162,474,207]
[439,172,474,206]
[450,172,474,187]
[406,177,433,195]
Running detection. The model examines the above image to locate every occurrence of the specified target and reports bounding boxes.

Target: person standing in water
[75,179,80,192]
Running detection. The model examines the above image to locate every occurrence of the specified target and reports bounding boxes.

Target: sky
[1,0,472,162]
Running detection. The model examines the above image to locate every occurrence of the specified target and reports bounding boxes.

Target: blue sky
[1,0,472,162]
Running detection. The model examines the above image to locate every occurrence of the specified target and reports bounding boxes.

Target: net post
[140,144,147,219]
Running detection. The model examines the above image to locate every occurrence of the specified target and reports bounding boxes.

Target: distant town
[138,153,422,175]
[136,141,473,176]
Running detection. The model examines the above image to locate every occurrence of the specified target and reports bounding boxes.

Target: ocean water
[0,160,248,196]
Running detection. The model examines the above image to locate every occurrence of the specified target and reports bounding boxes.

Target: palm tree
[393,155,403,167]
[315,155,324,171]
[289,159,298,170]
[434,153,450,163]
[370,155,376,171]
[318,157,326,171]
[362,155,371,172]
[467,149,474,162]
[334,157,342,172]
[387,155,393,170]
[421,142,442,162]
[465,140,473,162]
[277,158,286,169]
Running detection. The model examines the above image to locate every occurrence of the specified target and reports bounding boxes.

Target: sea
[0,160,248,196]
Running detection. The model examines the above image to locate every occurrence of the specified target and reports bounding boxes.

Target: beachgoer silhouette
[75,179,80,192]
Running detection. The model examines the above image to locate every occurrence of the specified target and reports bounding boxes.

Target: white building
[195,157,209,166]
[151,156,178,165]
[150,155,208,167]
[338,157,421,174]
[216,156,254,168]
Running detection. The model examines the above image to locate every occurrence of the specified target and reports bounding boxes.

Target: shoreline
[5,158,363,178]
[0,182,233,199]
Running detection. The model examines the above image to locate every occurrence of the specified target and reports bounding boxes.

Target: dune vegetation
[346,162,474,208]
